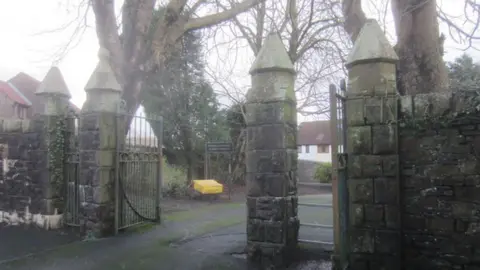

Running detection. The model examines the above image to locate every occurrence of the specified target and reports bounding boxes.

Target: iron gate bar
[298,239,334,245]
[300,223,334,229]
[114,106,163,233]
[297,203,332,208]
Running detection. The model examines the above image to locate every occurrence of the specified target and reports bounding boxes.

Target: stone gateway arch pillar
[245,33,299,268]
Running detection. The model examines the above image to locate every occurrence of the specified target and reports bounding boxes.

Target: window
[305,145,310,153]
[317,145,329,153]
[298,146,302,153]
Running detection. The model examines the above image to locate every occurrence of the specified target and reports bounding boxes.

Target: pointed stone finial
[249,33,295,75]
[84,47,122,92]
[36,66,72,98]
[346,19,399,68]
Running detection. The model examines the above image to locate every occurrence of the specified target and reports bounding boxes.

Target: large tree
[91,0,265,117]
[142,30,227,182]
[207,0,348,116]
[342,0,480,95]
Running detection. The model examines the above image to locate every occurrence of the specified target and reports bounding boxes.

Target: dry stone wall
[0,118,63,229]
[399,91,480,269]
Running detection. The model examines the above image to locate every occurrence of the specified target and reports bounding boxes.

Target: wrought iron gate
[331,80,348,265]
[115,110,163,232]
[64,112,80,227]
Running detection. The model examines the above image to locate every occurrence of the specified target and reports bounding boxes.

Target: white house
[297,120,332,163]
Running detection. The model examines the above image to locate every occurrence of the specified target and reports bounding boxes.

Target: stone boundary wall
[399,90,480,269]
[0,118,63,229]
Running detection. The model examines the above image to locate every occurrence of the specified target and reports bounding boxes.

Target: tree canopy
[142,30,228,182]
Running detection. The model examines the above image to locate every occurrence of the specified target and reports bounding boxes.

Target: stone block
[372,125,396,154]
[246,149,297,173]
[245,101,296,125]
[362,155,383,177]
[253,197,286,221]
[349,155,384,178]
[347,126,372,154]
[346,98,365,126]
[382,155,397,176]
[349,179,373,203]
[364,204,384,226]
[451,201,479,219]
[80,150,115,167]
[264,221,284,243]
[384,205,400,229]
[427,217,454,232]
[375,230,400,254]
[365,97,397,125]
[79,166,112,186]
[350,229,374,253]
[246,124,296,150]
[92,184,113,204]
[247,219,265,242]
[350,204,364,227]
[374,177,397,204]
[249,71,295,102]
[246,173,289,197]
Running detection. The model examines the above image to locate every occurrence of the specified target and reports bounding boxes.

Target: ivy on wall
[46,115,67,202]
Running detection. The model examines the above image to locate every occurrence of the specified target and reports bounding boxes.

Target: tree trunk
[391,0,449,95]
[342,0,449,95]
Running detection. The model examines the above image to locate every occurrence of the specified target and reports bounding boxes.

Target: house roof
[0,80,32,106]
[297,120,331,145]
[8,72,80,114]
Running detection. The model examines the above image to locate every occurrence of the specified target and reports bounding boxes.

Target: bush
[162,157,189,198]
[314,162,332,184]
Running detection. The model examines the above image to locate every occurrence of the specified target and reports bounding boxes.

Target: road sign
[206,142,232,153]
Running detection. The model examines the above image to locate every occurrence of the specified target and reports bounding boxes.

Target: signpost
[206,142,232,153]
[205,141,233,199]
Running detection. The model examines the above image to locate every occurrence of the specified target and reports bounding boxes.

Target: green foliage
[162,157,189,198]
[448,53,480,91]
[141,27,228,182]
[225,103,246,185]
[47,116,67,198]
[314,162,332,184]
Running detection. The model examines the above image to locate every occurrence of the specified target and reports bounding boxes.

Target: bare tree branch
[185,0,266,30]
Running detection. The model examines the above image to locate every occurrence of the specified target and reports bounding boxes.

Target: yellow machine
[189,179,223,200]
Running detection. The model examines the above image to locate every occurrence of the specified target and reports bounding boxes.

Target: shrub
[162,157,189,198]
[314,162,332,184]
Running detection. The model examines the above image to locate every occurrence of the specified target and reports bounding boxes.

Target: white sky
[0,0,479,124]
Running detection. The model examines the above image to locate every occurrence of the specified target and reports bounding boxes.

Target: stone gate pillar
[245,33,299,268]
[79,48,122,238]
[345,19,401,268]
[35,67,72,217]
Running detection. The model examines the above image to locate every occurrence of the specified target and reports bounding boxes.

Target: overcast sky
[0,0,479,122]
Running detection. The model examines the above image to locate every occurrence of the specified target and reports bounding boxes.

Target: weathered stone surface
[245,101,296,125]
[372,125,396,154]
[347,126,372,154]
[346,19,399,68]
[350,229,374,253]
[246,149,297,173]
[349,179,373,203]
[246,32,298,267]
[246,124,296,150]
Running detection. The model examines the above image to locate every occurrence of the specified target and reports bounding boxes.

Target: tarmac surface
[0,194,334,269]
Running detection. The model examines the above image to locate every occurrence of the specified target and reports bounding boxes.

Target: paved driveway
[1,194,334,270]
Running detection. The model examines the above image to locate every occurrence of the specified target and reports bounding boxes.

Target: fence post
[245,33,299,268]
[344,19,401,268]
[35,67,72,217]
[79,47,122,238]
